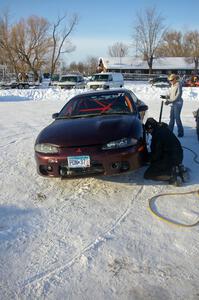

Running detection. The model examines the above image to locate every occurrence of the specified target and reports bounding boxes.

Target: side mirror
[137,104,148,112]
[52,112,59,119]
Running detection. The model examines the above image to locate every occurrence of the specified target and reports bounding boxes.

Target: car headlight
[35,143,59,154]
[102,138,138,150]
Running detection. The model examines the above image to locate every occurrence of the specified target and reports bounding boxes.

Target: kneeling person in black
[144,118,183,183]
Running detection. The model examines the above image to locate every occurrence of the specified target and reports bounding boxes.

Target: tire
[18,84,23,89]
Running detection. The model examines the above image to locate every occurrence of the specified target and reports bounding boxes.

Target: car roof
[61,74,82,77]
[92,72,118,75]
[72,88,132,98]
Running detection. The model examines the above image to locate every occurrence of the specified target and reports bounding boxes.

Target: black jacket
[150,124,183,165]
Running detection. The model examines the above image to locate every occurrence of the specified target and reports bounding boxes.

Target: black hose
[182,146,199,164]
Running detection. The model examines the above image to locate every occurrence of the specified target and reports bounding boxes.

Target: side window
[108,75,113,81]
[125,93,138,113]
[129,91,138,103]
[60,99,77,116]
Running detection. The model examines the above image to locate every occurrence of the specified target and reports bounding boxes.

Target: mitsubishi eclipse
[34,88,148,178]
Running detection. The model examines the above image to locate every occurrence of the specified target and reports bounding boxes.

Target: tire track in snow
[0,124,41,149]
[19,184,144,291]
[0,136,33,149]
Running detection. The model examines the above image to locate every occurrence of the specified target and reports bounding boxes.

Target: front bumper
[35,143,147,178]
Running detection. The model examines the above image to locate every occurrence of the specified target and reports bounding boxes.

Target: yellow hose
[148,189,199,227]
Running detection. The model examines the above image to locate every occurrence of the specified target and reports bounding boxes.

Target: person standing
[161,73,184,137]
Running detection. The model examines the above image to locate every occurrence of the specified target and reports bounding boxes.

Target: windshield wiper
[56,112,131,119]
[100,111,131,115]
[58,114,100,119]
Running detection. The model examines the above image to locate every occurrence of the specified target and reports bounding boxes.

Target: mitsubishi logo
[76,148,82,153]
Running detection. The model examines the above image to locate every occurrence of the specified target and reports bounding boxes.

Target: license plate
[67,156,90,168]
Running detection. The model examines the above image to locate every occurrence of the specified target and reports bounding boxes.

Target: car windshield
[154,77,168,82]
[60,76,77,82]
[91,74,109,81]
[58,93,134,118]
[51,74,59,81]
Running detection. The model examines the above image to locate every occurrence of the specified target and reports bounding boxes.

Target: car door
[77,76,85,88]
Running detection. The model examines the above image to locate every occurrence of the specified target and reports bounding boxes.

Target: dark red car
[34,89,148,178]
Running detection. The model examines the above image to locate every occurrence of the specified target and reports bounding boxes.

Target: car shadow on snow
[100,166,166,186]
[100,165,196,188]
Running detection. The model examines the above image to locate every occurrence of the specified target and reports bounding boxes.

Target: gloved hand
[160,95,166,99]
[164,100,170,105]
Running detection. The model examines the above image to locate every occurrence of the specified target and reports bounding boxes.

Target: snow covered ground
[0,82,199,300]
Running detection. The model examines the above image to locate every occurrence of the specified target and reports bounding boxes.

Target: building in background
[105,57,199,80]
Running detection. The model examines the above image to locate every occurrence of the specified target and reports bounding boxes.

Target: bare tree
[85,56,98,75]
[50,13,78,77]
[108,42,129,57]
[0,11,20,77]
[133,7,167,74]
[0,11,79,80]
[67,61,85,74]
[156,31,185,57]
[68,61,78,72]
[184,30,199,73]
[11,16,51,81]
[68,56,98,75]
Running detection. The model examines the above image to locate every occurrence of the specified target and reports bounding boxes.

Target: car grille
[60,85,74,89]
[59,161,104,177]
[90,85,101,89]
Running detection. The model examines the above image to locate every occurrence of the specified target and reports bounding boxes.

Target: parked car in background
[51,74,60,82]
[87,72,124,90]
[0,80,38,89]
[149,76,170,88]
[49,74,60,86]
[51,74,86,89]
[34,88,148,178]
[183,75,199,87]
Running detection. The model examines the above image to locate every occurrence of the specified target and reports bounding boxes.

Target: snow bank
[0,82,199,103]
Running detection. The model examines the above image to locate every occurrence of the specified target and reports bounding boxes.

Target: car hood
[88,80,107,85]
[57,81,76,85]
[36,114,142,147]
